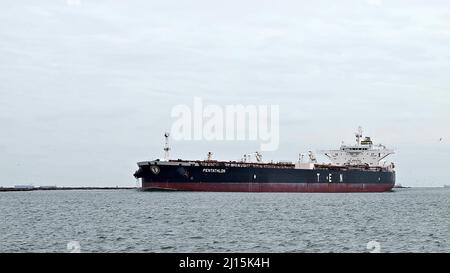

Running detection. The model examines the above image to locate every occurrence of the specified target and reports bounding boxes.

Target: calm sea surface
[0,188,449,253]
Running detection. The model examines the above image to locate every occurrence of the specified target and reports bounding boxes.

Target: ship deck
[138,159,392,172]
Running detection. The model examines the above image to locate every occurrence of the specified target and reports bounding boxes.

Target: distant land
[0,186,137,192]
[393,184,411,189]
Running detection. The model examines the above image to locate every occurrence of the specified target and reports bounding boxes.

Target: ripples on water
[0,188,449,253]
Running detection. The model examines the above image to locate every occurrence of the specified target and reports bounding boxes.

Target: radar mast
[163,132,170,161]
[355,126,363,145]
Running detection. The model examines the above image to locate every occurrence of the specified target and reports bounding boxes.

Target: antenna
[163,132,170,161]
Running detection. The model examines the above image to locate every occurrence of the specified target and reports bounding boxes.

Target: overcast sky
[1,0,449,187]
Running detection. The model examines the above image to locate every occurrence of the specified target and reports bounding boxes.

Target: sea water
[0,187,449,253]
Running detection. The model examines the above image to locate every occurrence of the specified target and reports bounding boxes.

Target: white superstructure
[320,127,394,167]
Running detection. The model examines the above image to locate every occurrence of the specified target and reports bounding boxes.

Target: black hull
[134,162,395,193]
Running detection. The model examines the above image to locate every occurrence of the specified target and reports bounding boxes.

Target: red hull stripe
[142,182,394,193]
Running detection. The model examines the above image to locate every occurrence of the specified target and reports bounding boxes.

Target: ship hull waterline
[141,182,394,193]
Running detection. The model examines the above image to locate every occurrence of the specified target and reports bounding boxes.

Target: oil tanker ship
[133,128,395,192]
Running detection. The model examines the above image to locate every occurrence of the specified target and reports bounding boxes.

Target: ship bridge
[320,127,394,167]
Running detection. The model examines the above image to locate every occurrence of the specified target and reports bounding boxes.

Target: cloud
[367,0,383,7]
